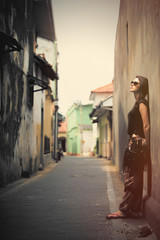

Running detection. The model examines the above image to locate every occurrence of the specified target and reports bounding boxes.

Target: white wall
[82,130,93,156]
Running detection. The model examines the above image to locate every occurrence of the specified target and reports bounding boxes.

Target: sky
[51,0,120,115]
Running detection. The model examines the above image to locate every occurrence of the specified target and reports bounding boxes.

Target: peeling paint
[0,1,32,186]
[0,0,57,186]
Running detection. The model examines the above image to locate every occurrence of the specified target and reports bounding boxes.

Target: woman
[107,75,150,219]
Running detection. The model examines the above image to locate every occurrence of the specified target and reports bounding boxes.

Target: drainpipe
[54,74,58,161]
[53,42,59,161]
[54,102,58,161]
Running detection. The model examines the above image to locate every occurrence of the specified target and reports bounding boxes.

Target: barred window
[44,135,50,154]
[27,77,33,109]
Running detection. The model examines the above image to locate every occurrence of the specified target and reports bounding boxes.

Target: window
[27,76,34,108]
[44,135,50,154]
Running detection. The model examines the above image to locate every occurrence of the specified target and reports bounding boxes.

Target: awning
[28,53,58,93]
[0,31,23,53]
[34,54,58,80]
[28,75,51,92]
[90,95,113,119]
[92,119,98,123]
[58,113,65,123]
[90,107,107,118]
[58,113,65,126]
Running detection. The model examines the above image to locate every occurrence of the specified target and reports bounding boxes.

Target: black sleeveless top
[127,99,149,138]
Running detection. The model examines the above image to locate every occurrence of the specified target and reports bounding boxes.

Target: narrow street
[0,156,157,240]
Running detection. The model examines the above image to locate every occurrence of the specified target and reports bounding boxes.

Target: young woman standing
[107,76,150,219]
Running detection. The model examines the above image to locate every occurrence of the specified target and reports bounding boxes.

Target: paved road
[0,156,157,240]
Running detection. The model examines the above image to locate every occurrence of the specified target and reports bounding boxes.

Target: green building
[66,103,93,156]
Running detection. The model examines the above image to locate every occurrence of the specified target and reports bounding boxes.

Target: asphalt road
[0,156,157,240]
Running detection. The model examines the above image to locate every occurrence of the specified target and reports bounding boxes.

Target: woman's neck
[134,92,141,101]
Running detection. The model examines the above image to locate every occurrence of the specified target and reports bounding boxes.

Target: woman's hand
[142,138,148,147]
[130,134,148,149]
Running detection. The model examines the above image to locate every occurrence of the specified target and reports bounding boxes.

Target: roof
[91,82,113,93]
[34,0,57,41]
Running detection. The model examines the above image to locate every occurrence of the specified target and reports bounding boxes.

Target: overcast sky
[51,0,120,115]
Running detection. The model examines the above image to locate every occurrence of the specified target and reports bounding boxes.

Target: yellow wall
[44,90,55,155]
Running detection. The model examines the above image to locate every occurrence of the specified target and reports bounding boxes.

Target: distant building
[58,119,67,152]
[66,103,93,156]
[89,83,113,106]
[89,82,113,158]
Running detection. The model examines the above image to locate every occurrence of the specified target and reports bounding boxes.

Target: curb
[0,162,57,199]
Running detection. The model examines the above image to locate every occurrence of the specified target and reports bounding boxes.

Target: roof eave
[34,0,56,42]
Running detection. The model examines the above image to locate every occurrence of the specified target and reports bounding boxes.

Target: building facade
[66,103,93,156]
[58,119,67,153]
[0,0,58,186]
[113,0,160,238]
[89,83,113,158]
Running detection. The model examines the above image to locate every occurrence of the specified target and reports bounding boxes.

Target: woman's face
[130,77,140,93]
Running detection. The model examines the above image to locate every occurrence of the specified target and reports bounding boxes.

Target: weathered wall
[0,0,57,186]
[32,66,45,170]
[0,0,34,185]
[82,130,93,156]
[33,64,55,170]
[43,90,54,163]
[113,0,160,237]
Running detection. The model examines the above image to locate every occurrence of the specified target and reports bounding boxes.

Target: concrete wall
[82,130,93,156]
[33,67,54,170]
[0,1,35,185]
[113,0,160,237]
[0,1,56,186]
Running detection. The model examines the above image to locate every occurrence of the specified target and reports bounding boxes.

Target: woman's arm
[139,103,150,146]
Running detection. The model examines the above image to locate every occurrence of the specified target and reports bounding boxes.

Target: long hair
[135,76,150,122]
[136,75,149,99]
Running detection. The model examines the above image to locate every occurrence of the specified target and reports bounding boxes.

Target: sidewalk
[0,156,157,240]
[103,158,157,240]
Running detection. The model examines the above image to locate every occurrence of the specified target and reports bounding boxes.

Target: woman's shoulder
[138,98,148,106]
[137,98,148,107]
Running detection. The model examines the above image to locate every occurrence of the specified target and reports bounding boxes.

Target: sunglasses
[130,81,140,86]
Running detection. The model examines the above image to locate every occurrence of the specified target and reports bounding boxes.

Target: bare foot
[106,210,126,219]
